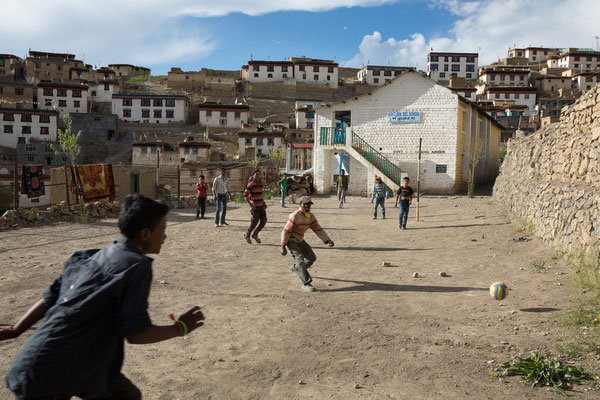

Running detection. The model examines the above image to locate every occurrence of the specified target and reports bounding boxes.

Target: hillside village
[0,45,599,208]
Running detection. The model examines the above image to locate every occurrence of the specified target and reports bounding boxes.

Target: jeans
[16,374,141,400]
[288,240,316,285]
[196,197,206,218]
[399,203,410,227]
[337,187,346,208]
[214,193,227,224]
[281,189,286,207]
[373,197,385,218]
[247,208,267,237]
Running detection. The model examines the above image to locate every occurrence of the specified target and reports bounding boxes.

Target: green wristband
[178,320,188,336]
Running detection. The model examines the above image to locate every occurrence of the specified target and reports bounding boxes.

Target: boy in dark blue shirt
[1,195,205,400]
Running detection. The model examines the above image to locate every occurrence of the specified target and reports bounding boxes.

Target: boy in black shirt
[394,177,414,229]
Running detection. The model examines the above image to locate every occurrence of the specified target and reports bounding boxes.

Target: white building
[426,52,478,82]
[37,83,88,117]
[0,108,58,148]
[507,47,559,63]
[481,87,537,112]
[572,72,600,92]
[238,132,284,160]
[479,67,530,87]
[88,81,120,103]
[108,64,151,79]
[534,76,572,93]
[242,58,339,88]
[556,49,600,71]
[111,94,190,123]
[198,104,249,128]
[313,71,501,195]
[132,140,211,166]
[357,65,413,86]
[296,106,318,129]
[242,61,294,83]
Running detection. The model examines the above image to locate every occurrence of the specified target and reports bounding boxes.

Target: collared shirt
[277,178,287,192]
[213,175,228,194]
[6,235,153,399]
[196,182,208,198]
[243,179,265,209]
[281,208,330,245]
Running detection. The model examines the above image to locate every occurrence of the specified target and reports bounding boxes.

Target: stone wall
[493,85,600,250]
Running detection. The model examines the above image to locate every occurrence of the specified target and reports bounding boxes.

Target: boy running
[196,175,208,219]
[1,194,205,400]
[243,169,267,244]
[281,196,334,292]
[394,177,414,229]
[371,176,388,219]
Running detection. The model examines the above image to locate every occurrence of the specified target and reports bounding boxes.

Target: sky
[1,0,599,75]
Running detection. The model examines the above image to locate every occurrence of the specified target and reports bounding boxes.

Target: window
[104,84,110,90]
[519,75,524,81]
[430,55,439,62]
[444,64,448,71]
[253,65,259,71]
[451,65,460,71]
[220,111,227,118]
[40,127,49,135]
[524,94,529,99]
[43,88,53,96]
[22,126,31,134]
[466,65,474,72]
[57,89,67,97]
[142,109,150,118]
[72,90,82,98]
[153,99,162,106]
[490,75,495,80]
[123,99,132,106]
[327,75,331,81]
[166,110,174,118]
[39,115,50,123]
[306,122,313,129]
[267,73,273,78]
[313,66,319,72]
[184,147,190,154]
[26,144,36,152]
[500,75,506,81]
[328,66,334,73]
[373,69,381,76]
[514,94,520,99]
[0,87,2,94]
[495,93,500,99]
[256,138,263,145]
[467,56,475,63]
[4,125,13,133]
[74,101,80,107]
[166,99,175,107]
[27,155,35,162]
[282,73,287,78]
[192,147,198,154]
[245,138,252,145]
[464,92,471,98]
[205,110,212,117]
[430,64,438,71]
[444,56,449,62]
[306,111,314,118]
[436,164,447,173]
[302,74,306,79]
[123,109,131,117]
[154,110,162,118]
[3,113,14,121]
[466,73,472,78]
[452,56,460,62]
[58,100,67,107]
[439,72,445,78]
[575,64,579,68]
[267,138,274,146]
[219,118,227,125]
[510,75,515,81]
[384,70,392,76]
[267,66,274,72]
[21,114,32,122]
[234,112,241,119]
[44,99,52,106]
[299,65,305,71]
[141,146,147,153]
[253,73,259,77]
[141,99,151,106]
[574,56,580,61]
[91,90,97,96]
[151,146,157,154]
[586,64,591,69]
[281,66,288,72]
[504,93,509,99]
[15,88,23,95]
[373,78,379,83]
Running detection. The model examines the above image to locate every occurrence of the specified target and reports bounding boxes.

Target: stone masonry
[493,84,600,250]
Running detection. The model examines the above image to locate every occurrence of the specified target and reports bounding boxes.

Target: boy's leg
[85,374,141,400]
[281,190,285,207]
[220,195,227,224]
[214,195,221,224]
[381,198,386,218]
[288,241,316,284]
[246,209,260,238]
[252,209,267,237]
[200,197,206,218]
[403,204,410,227]
[196,197,201,218]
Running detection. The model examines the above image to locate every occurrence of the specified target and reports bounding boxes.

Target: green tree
[467,138,483,198]
[268,146,285,169]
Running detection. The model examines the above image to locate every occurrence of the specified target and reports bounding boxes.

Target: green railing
[319,127,346,146]
[351,131,403,186]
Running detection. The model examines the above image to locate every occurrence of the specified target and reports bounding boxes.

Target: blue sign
[387,111,421,123]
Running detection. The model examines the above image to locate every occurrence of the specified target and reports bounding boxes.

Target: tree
[51,116,87,222]
[467,137,483,198]
[268,146,285,169]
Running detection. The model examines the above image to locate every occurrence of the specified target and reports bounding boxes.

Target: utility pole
[416,138,422,222]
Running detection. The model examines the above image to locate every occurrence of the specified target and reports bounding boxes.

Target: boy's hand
[394,202,398,207]
[325,240,335,247]
[0,325,20,341]
[177,307,205,334]
[370,199,374,203]
[280,245,287,256]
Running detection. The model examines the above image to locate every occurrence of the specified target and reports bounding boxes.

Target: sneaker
[244,233,252,244]
[402,225,407,230]
[290,265,297,273]
[215,223,220,228]
[382,216,386,219]
[302,284,316,292]
[252,235,262,244]
[221,222,229,226]
[373,216,377,219]
[195,216,200,220]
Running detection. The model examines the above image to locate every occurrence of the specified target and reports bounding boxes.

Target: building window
[234,112,241,119]
[22,126,31,134]
[282,73,287,78]
[44,99,52,106]
[466,73,472,78]
[39,115,50,123]
[21,114,32,122]
[57,89,67,97]
[524,94,529,99]
[466,56,475,62]
[384,70,392,76]
[40,127,49,135]
[3,113,14,121]
[253,65,259,71]
[509,75,515,81]
[430,55,439,62]
[574,56,580,61]
[74,101,80,107]
[256,138,263,145]
[306,122,313,129]
[151,146,157,153]
[281,66,288,72]
[495,93,500,99]
[192,147,198,154]
[451,65,460,71]
[254,73,259,77]
[430,64,438,71]
[267,138,274,146]
[165,99,175,107]
[452,56,460,62]
[152,99,162,107]
[245,138,252,145]
[500,75,506,81]
[26,144,36,152]
[504,93,509,99]
[123,109,131,117]
[328,66,334,73]
[72,90,82,98]
[327,75,331,81]
[519,76,524,81]
[184,147,190,154]
[104,84,110,90]
[267,73,273,78]
[299,65,305,71]
[313,75,319,80]
[4,125,13,133]
[219,111,227,118]
[373,78,379,83]
[205,110,212,117]
[436,164,447,173]
[574,64,579,68]
[154,110,162,118]
[58,100,67,107]
[302,74,306,79]
[444,64,448,71]
[466,65,474,72]
[141,99,151,106]
[27,155,35,162]
[91,91,97,96]
[465,92,471,98]
[123,99,132,106]
[43,88,53,96]
[142,109,150,118]
[267,66,274,72]
[15,88,23,96]
[166,110,174,118]
[219,118,227,125]
[439,73,445,78]
[514,94,520,99]
[141,146,147,153]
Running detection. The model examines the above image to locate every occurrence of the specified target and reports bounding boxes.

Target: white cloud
[344,0,600,69]
[0,0,398,70]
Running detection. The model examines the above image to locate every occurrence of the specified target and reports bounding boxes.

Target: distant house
[0,107,58,148]
[481,86,537,112]
[356,65,413,86]
[571,71,600,92]
[37,82,89,117]
[0,79,35,108]
[132,139,211,166]
[507,47,559,64]
[25,50,86,84]
[556,49,600,70]
[111,93,190,123]
[198,104,249,128]
[108,64,151,79]
[427,52,478,82]
[0,54,24,80]
[241,57,339,88]
[238,131,284,160]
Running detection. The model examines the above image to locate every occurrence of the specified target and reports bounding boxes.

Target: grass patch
[552,250,566,260]
[126,75,167,83]
[263,191,274,201]
[513,218,535,235]
[531,260,546,273]
[493,352,596,395]
[499,147,507,164]
[485,200,494,205]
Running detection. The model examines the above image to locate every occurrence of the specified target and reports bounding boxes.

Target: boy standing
[213,167,229,227]
[371,176,388,219]
[280,196,334,292]
[196,175,208,219]
[1,194,205,400]
[243,169,267,244]
[394,177,414,229]
[336,169,349,208]
[277,174,287,208]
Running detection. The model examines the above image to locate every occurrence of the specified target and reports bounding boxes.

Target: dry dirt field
[0,195,596,399]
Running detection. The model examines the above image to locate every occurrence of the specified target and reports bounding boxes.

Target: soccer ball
[490,282,509,300]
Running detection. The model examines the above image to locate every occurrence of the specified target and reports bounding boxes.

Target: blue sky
[1,0,599,75]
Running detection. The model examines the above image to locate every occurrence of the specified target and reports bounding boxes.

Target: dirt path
[0,195,592,399]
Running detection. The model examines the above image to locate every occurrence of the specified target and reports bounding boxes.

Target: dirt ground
[0,195,596,399]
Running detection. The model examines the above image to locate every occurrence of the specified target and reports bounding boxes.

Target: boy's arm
[127,307,205,344]
[310,217,333,245]
[0,299,49,341]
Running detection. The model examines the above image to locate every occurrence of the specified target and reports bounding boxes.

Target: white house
[572,72,600,92]
[534,76,572,93]
[507,47,559,63]
[198,104,249,128]
[313,71,501,195]
[291,58,338,88]
[556,49,600,71]
[243,61,294,83]
[88,81,120,103]
[481,87,537,112]
[0,107,58,148]
[132,140,211,166]
[427,52,478,82]
[112,94,190,123]
[479,67,530,87]
[296,106,317,129]
[238,132,284,160]
[357,65,413,86]
[37,83,88,117]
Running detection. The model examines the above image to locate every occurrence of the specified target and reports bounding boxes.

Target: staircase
[319,127,404,187]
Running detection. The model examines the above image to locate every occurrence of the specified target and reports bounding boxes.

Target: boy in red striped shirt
[243,169,267,244]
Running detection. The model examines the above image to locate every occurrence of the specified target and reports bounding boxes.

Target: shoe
[195,216,200,220]
[215,223,220,228]
[221,222,229,226]
[398,226,402,230]
[402,225,407,230]
[382,216,386,219]
[302,284,316,292]
[252,235,261,244]
[373,217,377,219]
[244,233,252,244]
[290,265,297,273]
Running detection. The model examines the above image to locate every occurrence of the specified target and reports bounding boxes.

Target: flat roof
[108,64,151,70]
[37,82,89,90]
[485,86,537,92]
[238,132,285,138]
[112,93,189,100]
[29,50,76,60]
[428,52,478,57]
[197,104,249,110]
[0,107,59,115]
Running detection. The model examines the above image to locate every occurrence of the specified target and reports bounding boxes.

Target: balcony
[319,127,346,146]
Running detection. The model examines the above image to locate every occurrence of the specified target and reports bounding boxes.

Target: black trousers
[196,197,206,218]
[247,208,267,237]
[17,374,141,400]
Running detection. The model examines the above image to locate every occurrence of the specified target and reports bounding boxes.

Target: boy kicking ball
[280,196,334,292]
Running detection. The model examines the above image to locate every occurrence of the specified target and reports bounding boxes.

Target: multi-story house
[481,86,537,113]
[537,89,578,118]
[198,104,249,128]
[25,51,86,84]
[572,71,600,92]
[534,75,573,93]
[238,131,285,160]
[0,107,58,148]
[111,93,190,123]
[507,47,559,64]
[242,61,294,83]
[108,64,151,79]
[88,81,120,103]
[37,82,89,117]
[0,80,35,108]
[132,139,211,166]
[242,57,339,88]
[479,66,530,87]
[426,52,478,82]
[296,105,318,129]
[0,54,24,80]
[356,65,413,86]
[556,49,600,71]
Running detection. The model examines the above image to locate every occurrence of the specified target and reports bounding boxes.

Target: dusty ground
[0,195,596,399]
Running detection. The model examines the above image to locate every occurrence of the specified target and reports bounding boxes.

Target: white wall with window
[88,82,119,103]
[556,52,600,70]
[238,134,284,159]
[293,63,338,88]
[198,106,249,128]
[0,109,58,148]
[112,94,189,123]
[480,71,529,87]
[426,52,478,82]
[246,62,293,83]
[572,73,600,91]
[357,66,411,86]
[37,84,88,117]
[483,89,537,111]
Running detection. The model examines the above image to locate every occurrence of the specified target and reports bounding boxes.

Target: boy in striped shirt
[243,169,267,244]
[280,196,334,292]
[371,176,388,219]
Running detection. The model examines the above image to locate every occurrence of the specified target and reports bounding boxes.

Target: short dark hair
[119,194,169,239]
[199,175,205,179]
[404,177,410,181]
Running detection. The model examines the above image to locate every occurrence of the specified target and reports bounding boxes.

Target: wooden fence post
[64,165,71,211]
[13,161,19,210]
